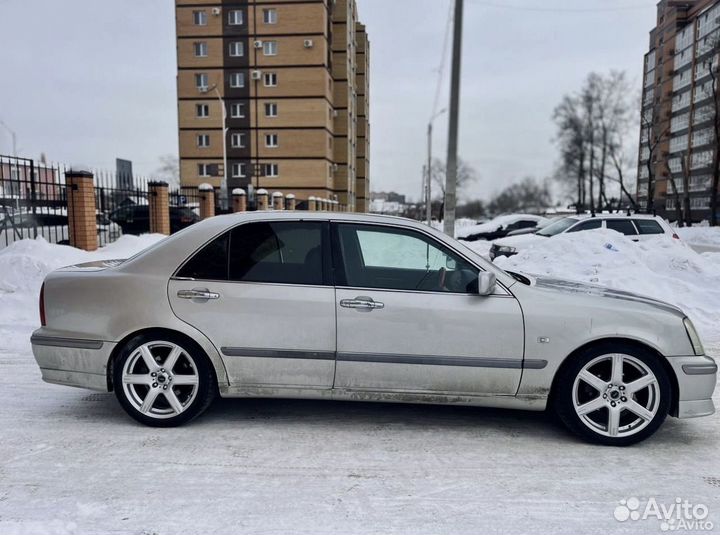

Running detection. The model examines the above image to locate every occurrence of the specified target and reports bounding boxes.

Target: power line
[431,0,454,118]
[468,0,654,13]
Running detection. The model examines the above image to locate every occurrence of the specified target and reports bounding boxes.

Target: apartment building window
[668,157,682,174]
[265,163,279,177]
[196,104,209,118]
[263,8,278,24]
[694,80,714,104]
[195,73,209,90]
[230,102,245,118]
[690,196,711,209]
[672,69,691,92]
[229,72,245,88]
[231,133,246,148]
[694,104,714,126]
[265,134,279,148]
[193,10,207,26]
[672,90,691,113]
[670,112,689,133]
[264,72,277,87]
[193,41,208,58]
[229,41,244,57]
[232,163,246,178]
[197,134,210,148]
[264,103,278,117]
[263,41,278,56]
[228,10,243,26]
[690,175,711,191]
[691,149,713,169]
[692,127,714,147]
[669,135,688,153]
[198,163,211,177]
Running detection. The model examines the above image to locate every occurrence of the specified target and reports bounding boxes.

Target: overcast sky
[0,0,657,201]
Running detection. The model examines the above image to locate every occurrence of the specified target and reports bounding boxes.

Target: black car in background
[109,205,200,235]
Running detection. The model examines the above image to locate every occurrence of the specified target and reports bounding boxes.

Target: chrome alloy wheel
[572,353,661,438]
[121,341,199,419]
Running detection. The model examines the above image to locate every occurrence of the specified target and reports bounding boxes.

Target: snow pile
[676,225,720,247]
[0,235,165,352]
[494,229,720,344]
[455,214,546,239]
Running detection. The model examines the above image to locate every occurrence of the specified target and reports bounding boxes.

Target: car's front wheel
[113,334,216,427]
[553,344,671,446]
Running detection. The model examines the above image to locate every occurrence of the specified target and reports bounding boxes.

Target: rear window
[634,219,664,235]
[605,219,638,236]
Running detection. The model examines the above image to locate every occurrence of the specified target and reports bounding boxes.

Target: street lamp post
[0,120,18,157]
[210,85,229,210]
[426,108,446,225]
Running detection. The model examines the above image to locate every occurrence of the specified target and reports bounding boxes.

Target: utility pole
[443,0,464,237]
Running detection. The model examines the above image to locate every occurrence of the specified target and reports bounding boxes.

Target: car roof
[570,213,662,220]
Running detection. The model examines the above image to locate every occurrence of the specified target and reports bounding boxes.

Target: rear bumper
[667,355,717,419]
[31,330,116,392]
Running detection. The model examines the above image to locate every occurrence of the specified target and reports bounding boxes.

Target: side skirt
[218,385,548,412]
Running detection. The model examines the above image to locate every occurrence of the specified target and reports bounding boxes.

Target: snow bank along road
[0,233,719,535]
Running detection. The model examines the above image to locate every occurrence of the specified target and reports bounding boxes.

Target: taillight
[39,283,46,326]
[672,233,680,239]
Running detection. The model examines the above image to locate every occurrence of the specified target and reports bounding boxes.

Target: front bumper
[31,330,116,392]
[667,355,717,419]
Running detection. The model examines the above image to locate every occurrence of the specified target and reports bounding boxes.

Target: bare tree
[553,71,637,214]
[487,177,552,214]
[430,158,478,199]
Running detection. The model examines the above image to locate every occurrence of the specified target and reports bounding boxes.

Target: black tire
[113,332,216,427]
[552,343,671,446]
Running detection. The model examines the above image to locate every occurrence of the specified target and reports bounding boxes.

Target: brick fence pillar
[148,181,170,235]
[272,191,284,210]
[286,194,296,211]
[232,188,247,212]
[199,183,215,219]
[65,169,98,251]
[308,196,317,211]
[256,188,269,210]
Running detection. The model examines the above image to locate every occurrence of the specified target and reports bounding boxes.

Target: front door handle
[340,296,384,311]
[177,288,220,300]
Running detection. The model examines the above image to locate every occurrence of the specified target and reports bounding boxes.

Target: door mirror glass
[445,257,457,270]
[477,272,496,296]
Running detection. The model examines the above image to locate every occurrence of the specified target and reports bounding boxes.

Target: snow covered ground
[0,234,719,535]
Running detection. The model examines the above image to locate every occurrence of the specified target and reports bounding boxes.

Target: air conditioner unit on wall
[211,7,221,15]
[251,70,262,80]
[254,40,263,49]
[304,39,314,48]
[198,86,209,93]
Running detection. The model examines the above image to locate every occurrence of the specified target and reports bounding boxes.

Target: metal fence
[0,155,203,249]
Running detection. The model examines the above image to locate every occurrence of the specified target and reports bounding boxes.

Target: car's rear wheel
[113,334,216,427]
[553,344,671,446]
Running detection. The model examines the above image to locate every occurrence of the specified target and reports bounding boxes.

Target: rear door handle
[177,288,220,300]
[340,296,384,311]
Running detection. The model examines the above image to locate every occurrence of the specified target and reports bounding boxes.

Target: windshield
[536,217,578,237]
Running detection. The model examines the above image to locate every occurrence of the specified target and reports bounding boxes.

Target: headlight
[683,317,705,356]
[495,246,517,254]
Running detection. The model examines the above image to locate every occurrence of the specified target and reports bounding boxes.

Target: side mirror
[477,271,496,296]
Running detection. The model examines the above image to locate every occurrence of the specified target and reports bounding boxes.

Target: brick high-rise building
[175,0,369,211]
[637,0,720,221]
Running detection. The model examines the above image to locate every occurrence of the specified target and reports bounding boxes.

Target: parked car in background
[489,214,678,260]
[456,214,548,242]
[110,204,200,235]
[31,212,715,445]
[0,208,122,248]
[505,216,563,237]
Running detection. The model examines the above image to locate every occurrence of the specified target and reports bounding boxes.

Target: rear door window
[566,219,602,232]
[605,219,638,235]
[634,219,664,235]
[228,221,327,285]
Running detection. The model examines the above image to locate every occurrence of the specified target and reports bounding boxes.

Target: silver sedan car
[31,212,716,445]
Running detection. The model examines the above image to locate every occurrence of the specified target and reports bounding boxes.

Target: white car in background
[0,208,123,248]
[489,214,678,260]
[456,214,549,242]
